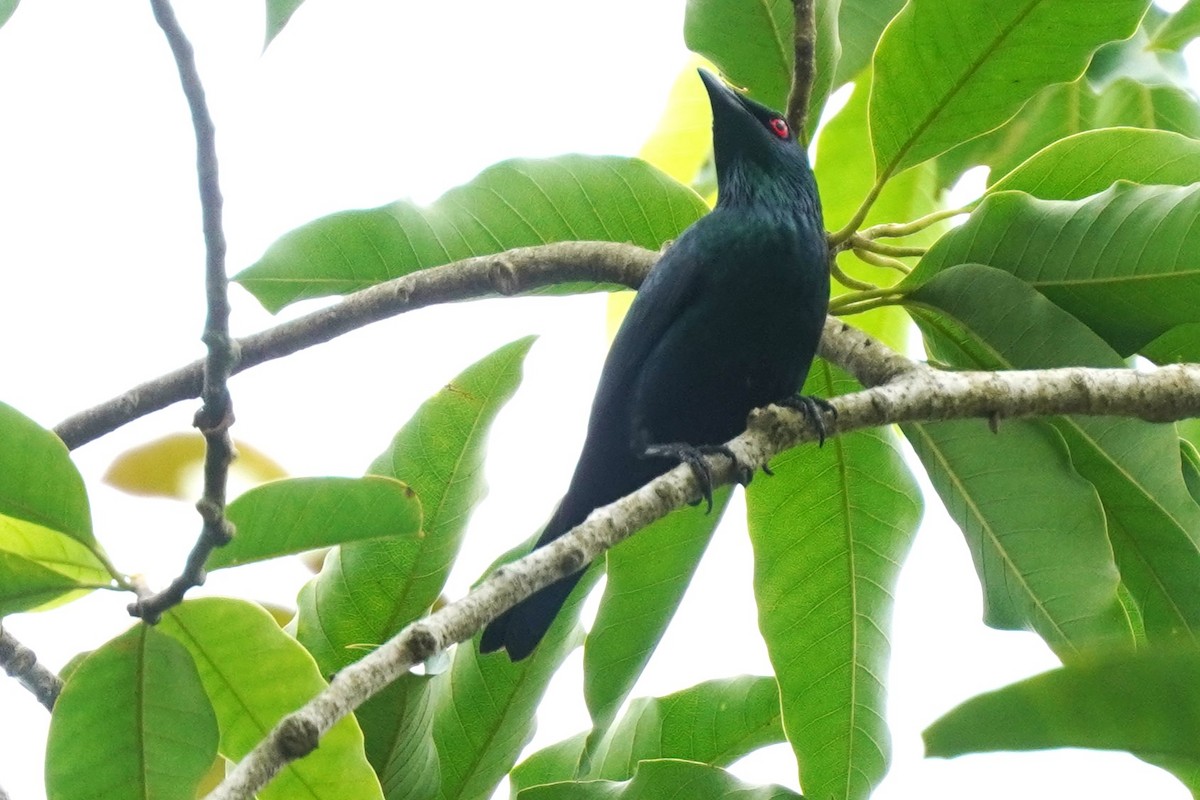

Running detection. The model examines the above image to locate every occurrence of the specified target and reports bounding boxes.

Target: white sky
[0,1,1192,799]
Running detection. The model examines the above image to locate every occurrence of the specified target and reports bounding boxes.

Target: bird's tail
[479,499,584,660]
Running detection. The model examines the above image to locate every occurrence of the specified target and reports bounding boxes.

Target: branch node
[488,256,521,296]
[405,625,439,664]
[274,716,320,760]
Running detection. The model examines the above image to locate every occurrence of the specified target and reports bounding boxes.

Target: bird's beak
[698,69,748,122]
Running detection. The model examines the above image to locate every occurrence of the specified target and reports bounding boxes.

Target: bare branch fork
[132,0,237,623]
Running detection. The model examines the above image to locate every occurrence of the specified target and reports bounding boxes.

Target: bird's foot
[777,394,837,446]
[641,442,751,513]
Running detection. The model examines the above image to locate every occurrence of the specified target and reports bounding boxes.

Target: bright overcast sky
[0,2,1194,799]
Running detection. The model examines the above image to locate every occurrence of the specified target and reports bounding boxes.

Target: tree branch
[785,0,817,141]
[53,242,658,450]
[0,624,61,712]
[134,0,236,623]
[203,327,1200,798]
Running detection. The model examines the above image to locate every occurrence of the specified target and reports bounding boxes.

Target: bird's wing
[589,216,722,410]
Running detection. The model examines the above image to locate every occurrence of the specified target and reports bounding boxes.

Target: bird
[480,69,830,660]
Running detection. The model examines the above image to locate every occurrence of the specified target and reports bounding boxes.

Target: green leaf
[46,625,218,800]
[515,676,785,792]
[518,759,803,800]
[746,360,921,800]
[939,74,1200,190]
[683,0,795,114]
[0,401,94,547]
[1152,0,1200,50]
[583,493,729,740]
[903,416,1129,655]
[1094,77,1200,135]
[295,337,535,676]
[904,264,1200,642]
[815,71,936,352]
[1142,322,1200,364]
[910,182,1200,355]
[0,516,112,614]
[265,0,304,47]
[871,0,1148,178]
[235,157,706,312]
[354,674,440,800]
[924,646,1200,763]
[833,0,905,87]
[1086,7,1188,87]
[989,128,1200,199]
[0,0,18,29]
[210,476,421,570]
[160,598,382,800]
[1182,440,1200,508]
[906,270,1134,654]
[431,568,596,800]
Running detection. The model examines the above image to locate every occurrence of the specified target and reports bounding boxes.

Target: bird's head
[698,69,817,210]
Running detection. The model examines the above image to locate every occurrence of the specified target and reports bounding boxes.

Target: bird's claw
[778,394,836,446]
[642,442,751,513]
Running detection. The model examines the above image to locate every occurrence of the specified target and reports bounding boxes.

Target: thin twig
[828,285,907,311]
[859,206,971,239]
[852,247,913,274]
[785,0,817,143]
[830,259,879,291]
[0,624,62,712]
[848,234,925,259]
[134,0,236,623]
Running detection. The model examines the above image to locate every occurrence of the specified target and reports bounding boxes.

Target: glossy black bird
[480,69,829,660]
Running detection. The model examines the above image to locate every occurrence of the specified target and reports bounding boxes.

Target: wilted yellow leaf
[103,433,288,500]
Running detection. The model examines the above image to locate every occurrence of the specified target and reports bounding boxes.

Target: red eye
[769,118,789,138]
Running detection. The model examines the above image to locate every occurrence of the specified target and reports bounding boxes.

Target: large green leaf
[160,598,382,800]
[210,476,421,570]
[354,674,440,800]
[518,759,802,800]
[905,264,1200,642]
[910,182,1200,355]
[989,128,1200,199]
[746,360,921,800]
[925,646,1200,764]
[430,565,596,800]
[1094,77,1200,135]
[583,493,728,741]
[832,0,905,87]
[235,157,706,312]
[45,625,218,800]
[514,676,784,792]
[294,337,535,676]
[903,417,1129,655]
[870,0,1147,179]
[1152,0,1200,50]
[939,74,1200,190]
[684,0,793,111]
[0,516,112,615]
[0,401,94,547]
[906,270,1133,654]
[816,71,936,352]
